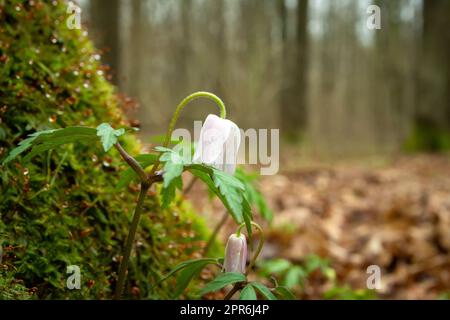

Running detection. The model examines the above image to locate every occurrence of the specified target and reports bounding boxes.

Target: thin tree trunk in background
[278,0,289,132]
[90,0,121,85]
[279,0,309,139]
[295,0,309,130]
[129,0,142,98]
[421,0,450,129]
[179,0,192,83]
[213,0,226,97]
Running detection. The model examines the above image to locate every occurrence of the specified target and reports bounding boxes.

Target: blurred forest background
[69,0,450,298]
[81,0,450,158]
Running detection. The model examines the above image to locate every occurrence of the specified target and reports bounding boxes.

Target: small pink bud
[223,233,247,274]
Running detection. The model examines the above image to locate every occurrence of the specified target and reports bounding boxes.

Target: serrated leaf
[200,272,246,296]
[240,284,257,300]
[96,123,126,152]
[161,176,182,208]
[190,168,240,221]
[235,168,273,222]
[3,127,97,164]
[156,147,186,188]
[212,169,245,223]
[250,282,277,300]
[273,286,296,300]
[187,165,252,232]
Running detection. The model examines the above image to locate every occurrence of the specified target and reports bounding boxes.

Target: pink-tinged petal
[238,234,247,274]
[222,120,241,174]
[193,114,242,174]
[193,114,230,165]
[224,233,247,274]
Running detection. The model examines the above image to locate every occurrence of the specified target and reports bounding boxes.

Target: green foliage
[259,255,335,289]
[0,270,33,300]
[404,116,450,153]
[3,127,98,164]
[324,285,377,300]
[258,255,377,300]
[0,0,211,299]
[273,286,296,300]
[239,284,257,300]
[96,123,125,152]
[235,168,273,222]
[156,148,254,235]
[159,258,220,298]
[249,282,277,300]
[115,154,158,191]
[199,272,246,295]
[156,146,185,188]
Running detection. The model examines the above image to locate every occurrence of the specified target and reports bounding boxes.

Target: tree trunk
[420,0,450,128]
[90,0,121,85]
[279,0,309,139]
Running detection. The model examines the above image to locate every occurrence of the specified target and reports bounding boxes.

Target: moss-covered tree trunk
[0,0,210,299]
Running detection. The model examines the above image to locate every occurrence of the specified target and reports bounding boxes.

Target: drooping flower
[223,233,247,274]
[193,114,241,175]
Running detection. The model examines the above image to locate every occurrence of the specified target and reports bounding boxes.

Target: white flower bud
[193,114,241,174]
[223,233,247,274]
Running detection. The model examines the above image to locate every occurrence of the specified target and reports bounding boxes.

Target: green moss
[0,0,211,299]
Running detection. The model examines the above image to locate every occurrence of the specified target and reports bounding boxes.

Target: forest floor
[186,154,450,299]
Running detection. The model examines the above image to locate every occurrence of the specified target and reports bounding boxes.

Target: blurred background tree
[81,0,450,158]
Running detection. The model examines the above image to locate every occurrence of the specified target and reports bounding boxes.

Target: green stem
[237,222,265,276]
[163,91,227,147]
[114,182,150,300]
[224,282,245,300]
[114,142,148,182]
[150,91,227,175]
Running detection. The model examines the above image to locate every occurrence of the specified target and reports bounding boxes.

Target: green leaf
[235,168,273,222]
[240,284,257,300]
[242,197,253,237]
[154,146,174,153]
[3,127,97,164]
[2,135,41,164]
[305,254,330,274]
[260,259,292,276]
[212,169,245,222]
[156,147,186,188]
[162,161,183,188]
[187,165,253,234]
[159,258,217,283]
[273,286,296,300]
[187,164,244,224]
[161,176,182,208]
[173,262,207,298]
[200,272,246,296]
[96,123,126,152]
[250,282,277,300]
[283,266,306,288]
[115,154,158,191]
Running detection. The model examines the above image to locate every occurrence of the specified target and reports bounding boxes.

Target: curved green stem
[150,92,227,175]
[237,222,265,276]
[163,91,226,147]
